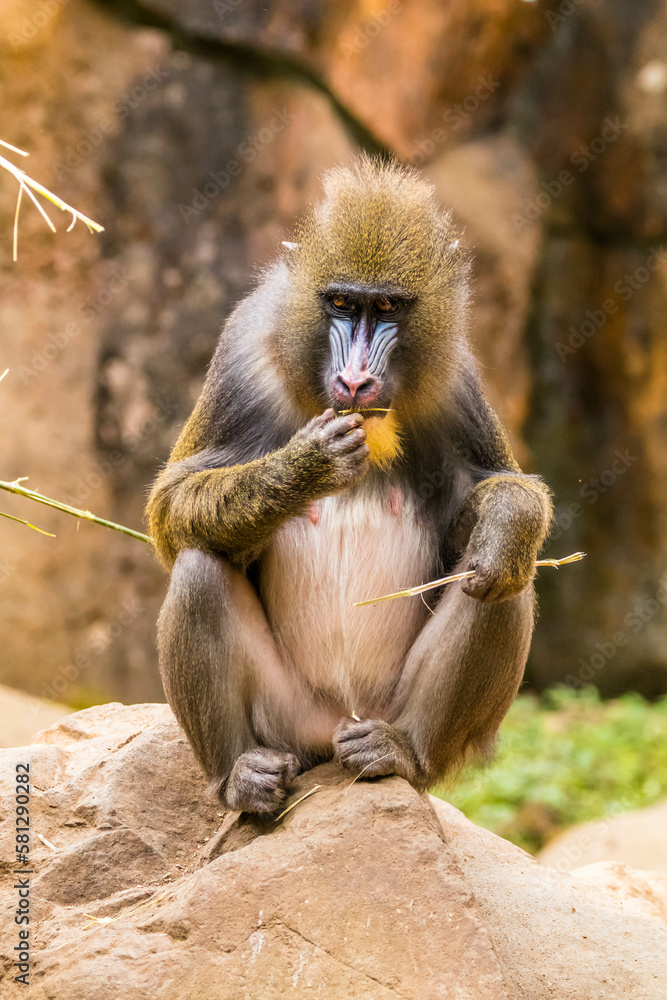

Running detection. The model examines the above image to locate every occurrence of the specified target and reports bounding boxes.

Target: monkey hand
[333,718,419,783]
[290,408,370,496]
[222,747,300,814]
[460,479,550,603]
[461,540,537,603]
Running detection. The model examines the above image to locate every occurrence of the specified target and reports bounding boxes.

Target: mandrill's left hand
[459,477,552,603]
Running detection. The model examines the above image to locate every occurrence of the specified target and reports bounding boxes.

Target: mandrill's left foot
[333,718,419,783]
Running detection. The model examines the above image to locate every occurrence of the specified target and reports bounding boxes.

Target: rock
[432,798,667,998]
[1,704,666,998]
[539,799,667,875]
[570,861,667,924]
[0,684,68,749]
[0,0,64,53]
[425,134,543,456]
[132,0,549,156]
[515,0,667,695]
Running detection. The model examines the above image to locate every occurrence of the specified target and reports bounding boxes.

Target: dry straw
[0,478,152,544]
[274,784,321,821]
[0,138,104,261]
[354,552,586,606]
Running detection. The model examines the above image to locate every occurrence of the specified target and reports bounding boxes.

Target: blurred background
[0,0,665,858]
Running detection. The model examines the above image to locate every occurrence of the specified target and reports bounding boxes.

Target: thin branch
[0,139,29,157]
[274,784,321,822]
[48,892,167,953]
[339,408,394,415]
[20,179,56,233]
[0,510,55,536]
[354,552,586,607]
[0,479,152,545]
[344,754,394,790]
[12,184,23,262]
[0,148,104,245]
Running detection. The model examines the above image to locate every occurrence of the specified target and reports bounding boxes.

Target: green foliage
[432,686,667,853]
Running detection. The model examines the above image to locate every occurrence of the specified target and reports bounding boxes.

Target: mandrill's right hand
[289,408,370,495]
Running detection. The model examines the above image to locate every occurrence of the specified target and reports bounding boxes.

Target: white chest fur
[258,488,437,714]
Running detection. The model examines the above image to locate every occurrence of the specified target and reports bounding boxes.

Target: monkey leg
[158,549,339,813]
[333,569,534,790]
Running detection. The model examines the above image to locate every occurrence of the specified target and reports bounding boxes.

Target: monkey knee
[169,548,232,607]
[172,547,230,584]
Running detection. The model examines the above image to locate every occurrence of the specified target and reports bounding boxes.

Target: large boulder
[1,704,665,998]
[539,798,667,875]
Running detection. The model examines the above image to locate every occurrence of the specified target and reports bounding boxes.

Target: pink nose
[340,374,371,396]
[335,372,381,401]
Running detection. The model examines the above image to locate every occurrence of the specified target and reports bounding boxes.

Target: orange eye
[377,297,397,313]
[332,295,348,309]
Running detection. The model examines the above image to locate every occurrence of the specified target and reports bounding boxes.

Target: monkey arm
[148,447,325,568]
[442,366,553,601]
[147,410,369,568]
[456,473,553,602]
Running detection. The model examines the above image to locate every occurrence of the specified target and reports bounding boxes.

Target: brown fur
[276,156,470,422]
[146,156,552,814]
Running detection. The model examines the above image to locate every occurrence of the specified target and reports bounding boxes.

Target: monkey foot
[333,718,418,783]
[223,747,300,814]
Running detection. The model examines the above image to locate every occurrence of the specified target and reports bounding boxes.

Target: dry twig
[0,478,151,544]
[354,552,586,607]
[344,753,394,791]
[274,784,321,822]
[0,139,104,260]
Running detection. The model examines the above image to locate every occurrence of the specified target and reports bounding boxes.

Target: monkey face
[322,284,411,412]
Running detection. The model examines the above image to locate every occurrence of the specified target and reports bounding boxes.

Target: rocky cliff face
[0,0,665,702]
[1,703,666,998]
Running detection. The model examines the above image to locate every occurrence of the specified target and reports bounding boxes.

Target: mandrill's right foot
[223,747,300,814]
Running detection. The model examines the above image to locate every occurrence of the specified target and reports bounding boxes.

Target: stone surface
[516,0,667,693]
[1,704,666,998]
[425,134,543,459]
[570,861,667,924]
[539,798,667,875]
[133,0,549,158]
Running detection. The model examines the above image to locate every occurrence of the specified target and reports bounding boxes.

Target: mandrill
[147,156,552,814]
